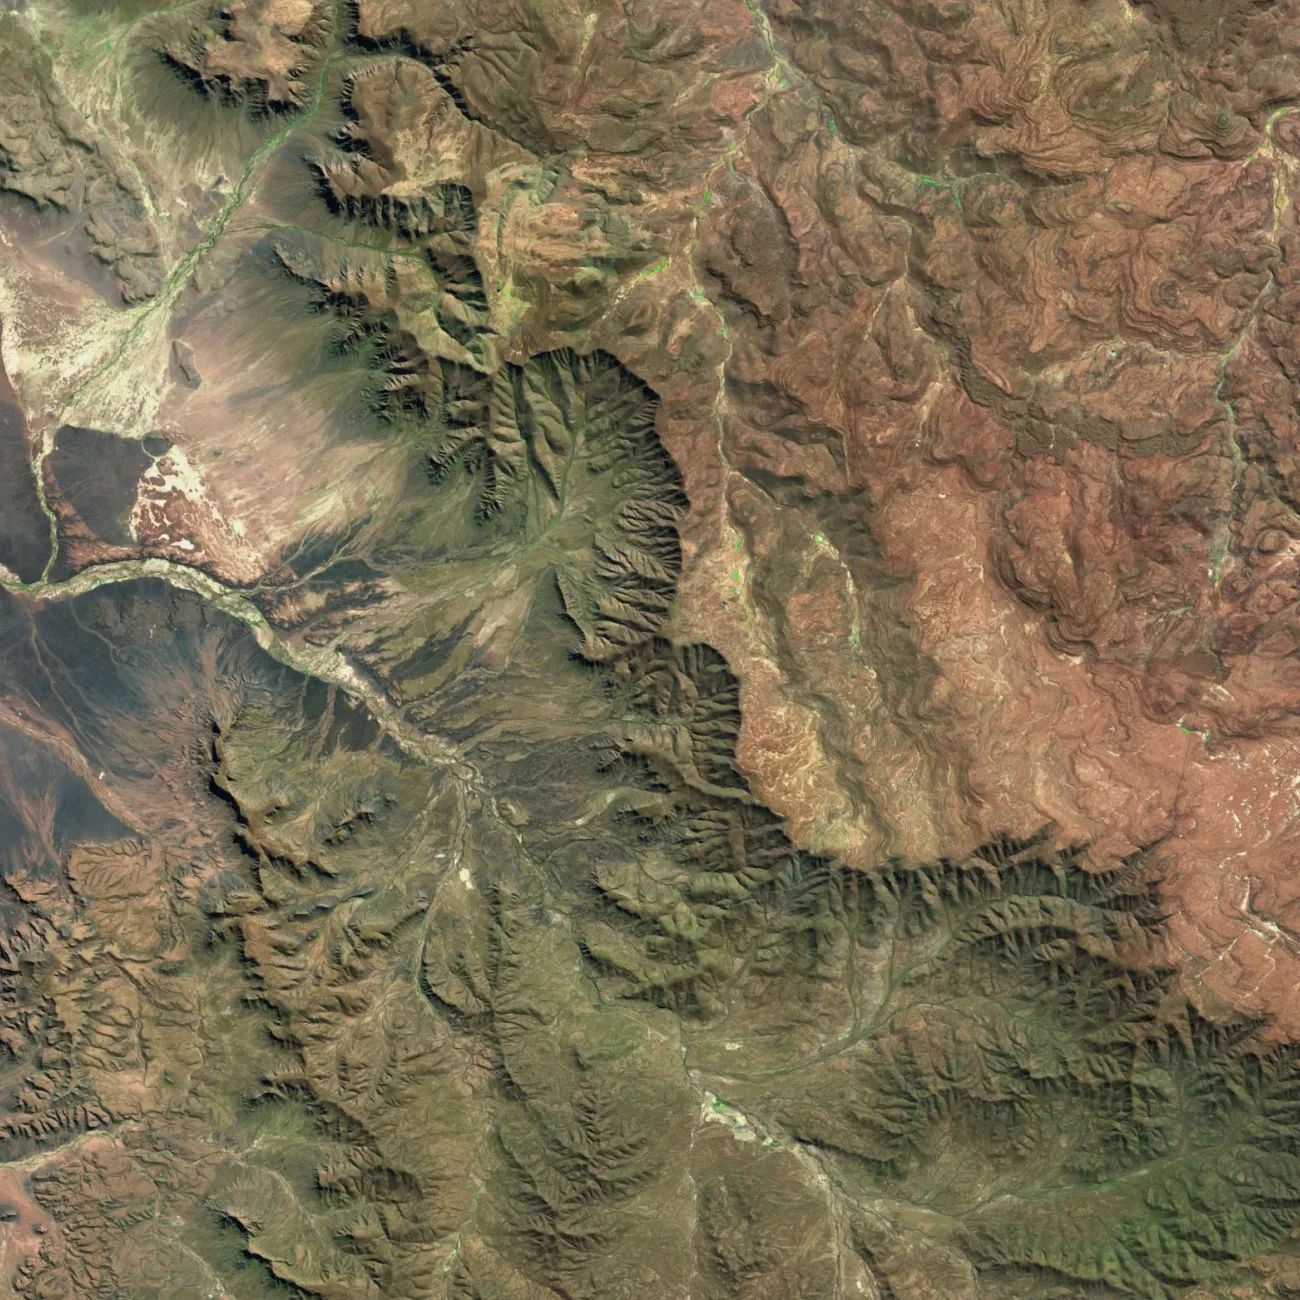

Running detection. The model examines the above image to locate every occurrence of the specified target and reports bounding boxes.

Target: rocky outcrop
[5,0,1300,1295]
[0,19,162,303]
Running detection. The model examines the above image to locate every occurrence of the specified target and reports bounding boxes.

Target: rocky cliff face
[3,1,1300,1297]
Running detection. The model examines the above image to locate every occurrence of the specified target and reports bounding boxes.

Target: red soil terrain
[8,2,1300,1295]
[34,0,1300,1031]
[335,0,1300,1029]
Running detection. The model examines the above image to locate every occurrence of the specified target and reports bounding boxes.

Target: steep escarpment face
[3,1,1300,1298]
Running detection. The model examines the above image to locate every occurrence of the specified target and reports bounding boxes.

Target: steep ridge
[2,1,1300,1297]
